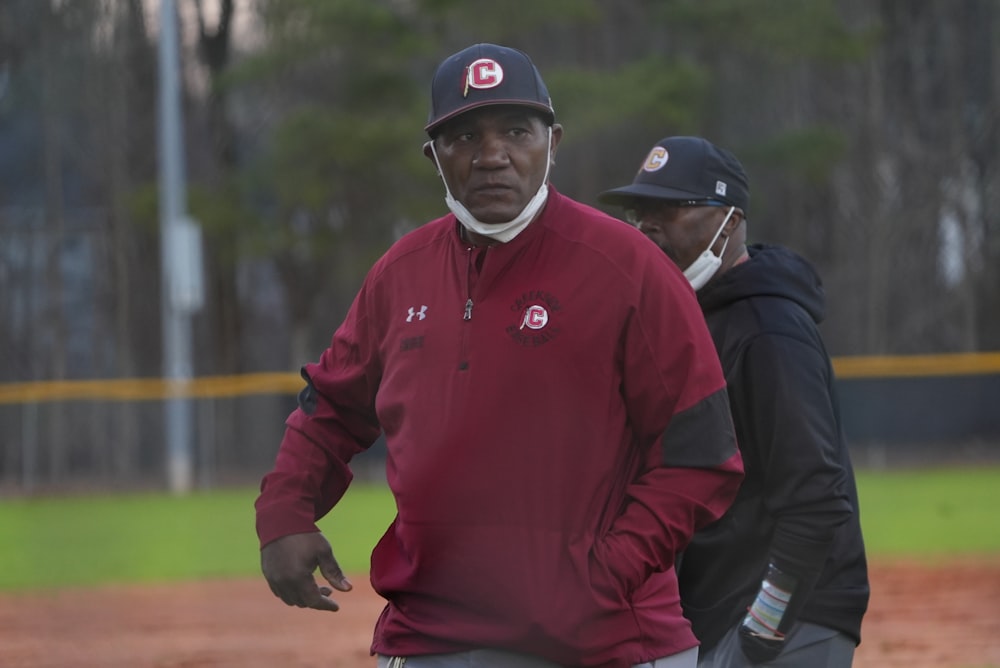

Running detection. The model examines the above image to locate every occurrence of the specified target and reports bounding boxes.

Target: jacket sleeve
[254,282,383,548]
[600,256,744,593]
[739,332,853,623]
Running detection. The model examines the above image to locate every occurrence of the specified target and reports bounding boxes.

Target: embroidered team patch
[506,290,562,346]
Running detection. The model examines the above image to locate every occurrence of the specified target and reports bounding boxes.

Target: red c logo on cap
[468,58,504,89]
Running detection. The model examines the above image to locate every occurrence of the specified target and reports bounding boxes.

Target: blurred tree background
[1,0,997,488]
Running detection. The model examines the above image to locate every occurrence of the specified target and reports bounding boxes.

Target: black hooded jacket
[677,243,870,651]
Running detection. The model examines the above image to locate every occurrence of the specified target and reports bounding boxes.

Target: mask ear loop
[426,140,447,185]
[717,234,730,258]
[541,126,553,183]
[708,206,736,252]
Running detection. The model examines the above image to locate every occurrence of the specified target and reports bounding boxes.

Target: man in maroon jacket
[255,43,744,668]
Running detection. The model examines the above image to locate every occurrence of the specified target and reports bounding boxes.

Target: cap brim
[425,100,555,134]
[596,183,706,206]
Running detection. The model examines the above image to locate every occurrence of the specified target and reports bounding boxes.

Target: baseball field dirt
[1,557,997,667]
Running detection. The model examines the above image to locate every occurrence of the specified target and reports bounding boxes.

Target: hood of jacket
[697,243,825,325]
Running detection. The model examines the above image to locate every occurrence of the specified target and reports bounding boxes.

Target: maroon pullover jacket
[256,188,743,667]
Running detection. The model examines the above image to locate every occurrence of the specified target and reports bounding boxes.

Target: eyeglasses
[624,199,729,226]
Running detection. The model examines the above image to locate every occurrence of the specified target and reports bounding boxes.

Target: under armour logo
[406,305,428,322]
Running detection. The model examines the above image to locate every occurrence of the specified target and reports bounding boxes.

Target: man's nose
[473,135,509,167]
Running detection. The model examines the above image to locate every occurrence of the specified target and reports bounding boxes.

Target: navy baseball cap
[598,136,750,213]
[425,43,555,137]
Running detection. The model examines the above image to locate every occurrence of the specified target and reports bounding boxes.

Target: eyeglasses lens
[625,200,724,226]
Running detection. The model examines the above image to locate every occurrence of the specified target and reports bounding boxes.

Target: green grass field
[1,466,998,592]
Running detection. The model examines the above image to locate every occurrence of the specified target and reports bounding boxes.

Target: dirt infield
[1,557,998,668]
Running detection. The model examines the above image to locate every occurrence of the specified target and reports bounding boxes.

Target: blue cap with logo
[425,43,555,137]
[598,136,750,213]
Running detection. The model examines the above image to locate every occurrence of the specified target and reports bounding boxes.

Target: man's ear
[549,123,564,162]
[549,123,564,146]
[724,208,744,235]
[423,140,441,175]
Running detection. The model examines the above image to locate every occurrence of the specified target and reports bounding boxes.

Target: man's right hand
[260,531,352,612]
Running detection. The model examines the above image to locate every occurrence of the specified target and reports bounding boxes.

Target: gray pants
[696,622,855,668]
[378,646,698,668]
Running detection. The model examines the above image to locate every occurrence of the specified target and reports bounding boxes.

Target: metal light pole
[158,0,204,494]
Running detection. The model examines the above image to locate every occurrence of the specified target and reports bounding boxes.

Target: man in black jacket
[599,136,869,667]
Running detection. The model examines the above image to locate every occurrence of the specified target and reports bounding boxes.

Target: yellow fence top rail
[2,352,1000,404]
[832,352,1000,378]
[0,372,302,404]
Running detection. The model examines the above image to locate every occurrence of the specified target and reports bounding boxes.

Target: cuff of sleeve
[255,502,320,549]
[597,531,647,595]
[769,530,833,579]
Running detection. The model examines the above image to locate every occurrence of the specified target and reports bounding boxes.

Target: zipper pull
[463,298,473,321]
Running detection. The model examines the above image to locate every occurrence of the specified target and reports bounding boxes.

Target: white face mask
[683,206,735,291]
[428,127,552,244]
